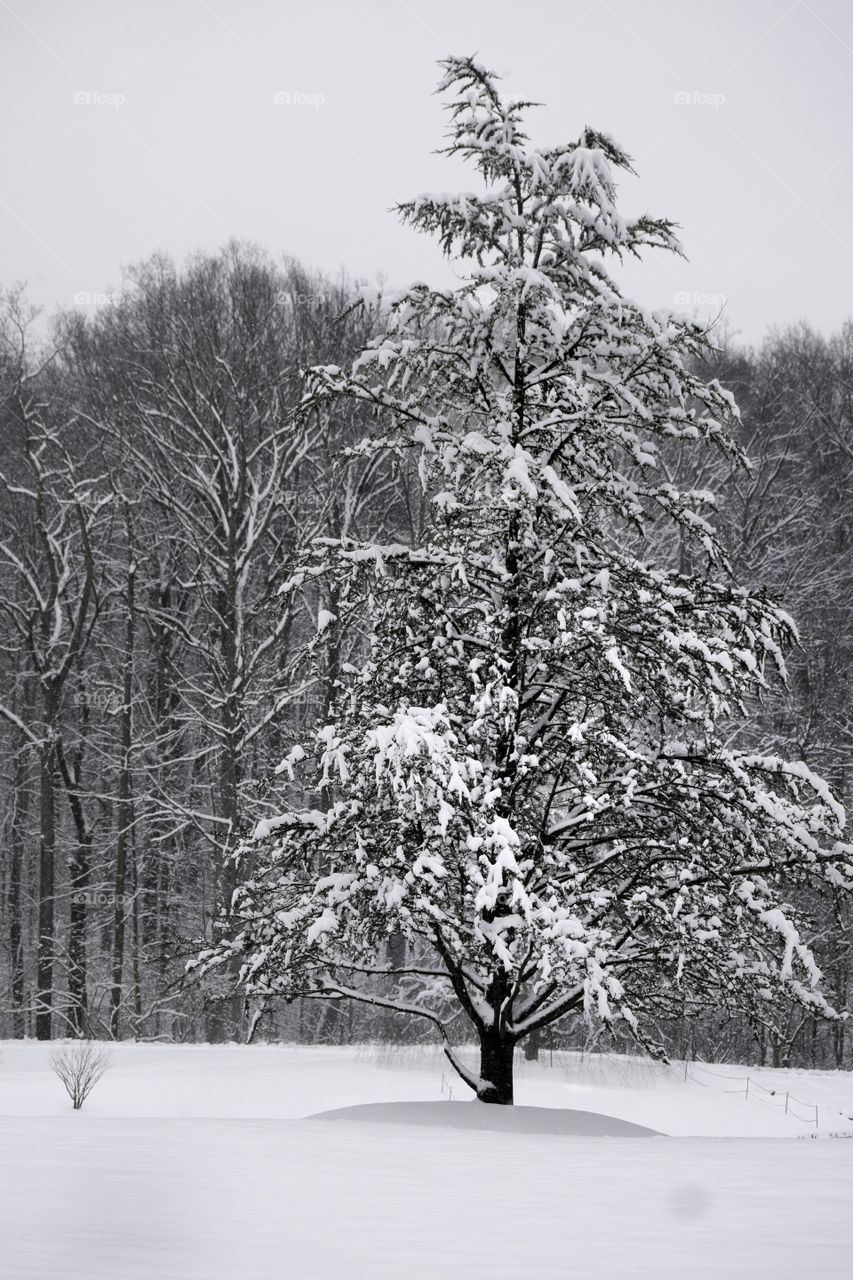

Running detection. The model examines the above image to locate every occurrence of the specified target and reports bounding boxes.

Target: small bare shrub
[50,1042,111,1110]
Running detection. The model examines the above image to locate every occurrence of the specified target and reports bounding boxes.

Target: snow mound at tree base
[311,1100,662,1136]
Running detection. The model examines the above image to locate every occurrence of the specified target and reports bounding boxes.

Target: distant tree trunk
[319,999,341,1044]
[523,1027,541,1061]
[206,554,245,1044]
[128,816,142,1029]
[831,888,848,1068]
[111,549,135,1038]
[217,573,241,917]
[66,833,90,1037]
[8,725,29,1037]
[145,567,185,1040]
[8,841,25,1036]
[155,850,174,1039]
[35,682,58,1041]
[57,735,93,1038]
[834,1019,846,1068]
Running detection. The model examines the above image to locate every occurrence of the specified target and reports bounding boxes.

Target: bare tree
[49,1041,111,1109]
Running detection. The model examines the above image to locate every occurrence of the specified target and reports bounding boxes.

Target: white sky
[1,0,851,346]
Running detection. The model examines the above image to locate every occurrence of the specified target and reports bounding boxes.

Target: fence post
[683,1058,688,1081]
[745,1076,750,1100]
[785,1092,789,1115]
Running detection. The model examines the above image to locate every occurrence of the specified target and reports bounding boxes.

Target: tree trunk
[66,831,90,1036]
[57,733,94,1038]
[834,1018,846,1069]
[8,740,28,1037]
[128,815,142,1030]
[523,1027,541,1061]
[111,553,135,1038]
[477,1029,515,1104]
[35,683,57,1041]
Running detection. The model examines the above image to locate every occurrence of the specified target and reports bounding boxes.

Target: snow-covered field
[2,1041,853,1278]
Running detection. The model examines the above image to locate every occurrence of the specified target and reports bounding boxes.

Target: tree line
[0,241,850,1068]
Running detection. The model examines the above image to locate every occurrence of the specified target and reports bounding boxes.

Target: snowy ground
[2,1041,853,1278]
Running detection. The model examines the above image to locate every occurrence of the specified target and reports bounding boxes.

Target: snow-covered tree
[197,57,853,1101]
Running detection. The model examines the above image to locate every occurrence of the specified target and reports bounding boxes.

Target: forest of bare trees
[0,241,850,1068]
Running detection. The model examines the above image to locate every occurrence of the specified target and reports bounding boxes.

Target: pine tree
[197,56,852,1102]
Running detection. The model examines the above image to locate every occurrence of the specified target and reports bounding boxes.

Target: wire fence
[683,1060,820,1127]
[438,1049,852,1136]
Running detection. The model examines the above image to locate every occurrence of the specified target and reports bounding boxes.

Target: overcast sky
[1,0,851,345]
